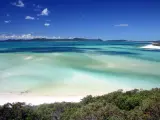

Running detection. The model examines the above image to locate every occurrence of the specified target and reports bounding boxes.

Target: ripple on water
[24,56,33,60]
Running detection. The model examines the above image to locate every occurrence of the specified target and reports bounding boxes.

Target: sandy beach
[0,94,83,105]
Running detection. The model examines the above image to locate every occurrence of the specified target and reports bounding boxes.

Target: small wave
[53,53,61,56]
[24,56,33,60]
[141,44,160,50]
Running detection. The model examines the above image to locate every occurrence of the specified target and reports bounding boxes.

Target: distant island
[32,37,104,41]
[3,37,158,42]
[0,38,103,42]
[0,37,132,42]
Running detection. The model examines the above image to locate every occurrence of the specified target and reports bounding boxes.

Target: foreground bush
[0,88,160,120]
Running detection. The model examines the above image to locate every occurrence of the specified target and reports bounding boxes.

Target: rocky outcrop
[152,41,160,46]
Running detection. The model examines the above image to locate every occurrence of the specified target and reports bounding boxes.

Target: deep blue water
[0,41,159,62]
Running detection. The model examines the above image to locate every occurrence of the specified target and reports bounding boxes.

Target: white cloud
[0,34,56,40]
[25,16,35,20]
[4,20,11,23]
[44,23,50,27]
[11,0,24,8]
[114,24,129,27]
[41,8,49,16]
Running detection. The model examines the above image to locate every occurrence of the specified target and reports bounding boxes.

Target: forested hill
[0,38,103,42]
[0,88,160,120]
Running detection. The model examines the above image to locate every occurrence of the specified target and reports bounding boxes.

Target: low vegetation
[0,88,160,120]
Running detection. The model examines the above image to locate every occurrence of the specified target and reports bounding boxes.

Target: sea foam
[141,44,160,49]
[24,56,33,60]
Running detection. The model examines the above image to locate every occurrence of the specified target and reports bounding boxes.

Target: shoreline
[0,94,83,105]
[0,87,138,105]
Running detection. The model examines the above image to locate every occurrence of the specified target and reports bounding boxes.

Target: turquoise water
[0,41,159,96]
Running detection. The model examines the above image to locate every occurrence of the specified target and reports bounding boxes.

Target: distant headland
[0,37,104,42]
[0,38,132,42]
[152,41,160,46]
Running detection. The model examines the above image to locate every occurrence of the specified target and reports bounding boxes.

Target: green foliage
[0,102,38,120]
[0,88,159,120]
[80,95,93,105]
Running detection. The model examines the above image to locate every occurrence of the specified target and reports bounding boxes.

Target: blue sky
[0,0,160,40]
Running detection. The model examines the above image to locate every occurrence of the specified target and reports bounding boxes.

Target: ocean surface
[0,40,160,98]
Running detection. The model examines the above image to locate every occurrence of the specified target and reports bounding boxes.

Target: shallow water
[0,41,159,97]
